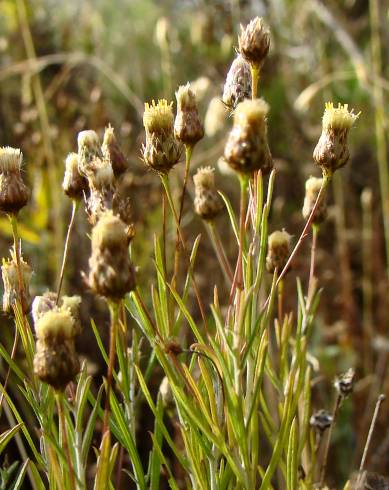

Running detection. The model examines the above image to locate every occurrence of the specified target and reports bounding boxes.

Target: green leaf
[0,423,23,455]
[94,432,111,490]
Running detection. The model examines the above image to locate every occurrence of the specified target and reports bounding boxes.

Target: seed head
[0,147,29,214]
[313,102,359,175]
[88,212,135,300]
[142,100,181,173]
[34,309,75,342]
[62,152,88,200]
[224,98,273,175]
[334,368,355,398]
[266,230,292,274]
[77,130,103,177]
[302,176,327,224]
[238,17,270,69]
[222,55,252,110]
[174,83,204,146]
[102,124,128,177]
[61,295,82,336]
[2,254,31,314]
[310,409,333,433]
[32,292,57,324]
[193,167,223,220]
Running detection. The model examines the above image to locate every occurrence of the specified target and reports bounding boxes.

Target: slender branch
[56,200,79,304]
[102,301,119,436]
[307,224,319,304]
[319,393,342,486]
[359,394,385,474]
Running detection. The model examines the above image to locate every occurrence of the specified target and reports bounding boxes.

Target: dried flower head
[224,98,273,175]
[2,254,31,314]
[112,173,133,226]
[88,212,135,300]
[102,124,128,177]
[61,295,82,336]
[34,309,75,341]
[193,167,223,220]
[0,147,29,214]
[62,152,88,200]
[238,17,270,69]
[266,230,292,274]
[32,292,57,324]
[310,409,333,433]
[142,100,181,173]
[77,130,103,177]
[302,176,327,224]
[313,103,360,175]
[334,368,355,398]
[222,55,252,110]
[174,83,204,146]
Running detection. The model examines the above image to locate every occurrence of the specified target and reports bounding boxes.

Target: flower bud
[224,98,273,175]
[102,125,128,177]
[222,55,251,110]
[142,100,181,173]
[266,230,292,274]
[310,409,333,433]
[334,368,355,398]
[62,152,88,200]
[2,255,31,314]
[302,176,327,224]
[313,102,359,175]
[238,17,270,69]
[0,147,29,214]
[174,83,204,146]
[88,212,135,300]
[193,167,223,220]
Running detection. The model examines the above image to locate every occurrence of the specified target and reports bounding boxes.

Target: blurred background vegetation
[0,0,388,485]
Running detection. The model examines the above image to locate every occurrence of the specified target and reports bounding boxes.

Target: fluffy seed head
[193,167,223,220]
[334,368,355,398]
[302,176,327,224]
[174,83,204,145]
[0,147,23,172]
[2,255,32,314]
[222,55,252,110]
[310,409,333,433]
[322,102,359,132]
[32,292,57,324]
[61,295,82,336]
[102,124,128,177]
[238,17,270,68]
[143,100,174,135]
[77,130,102,176]
[63,152,88,199]
[266,230,292,274]
[34,309,75,341]
[89,160,114,190]
[224,98,272,175]
[91,211,127,250]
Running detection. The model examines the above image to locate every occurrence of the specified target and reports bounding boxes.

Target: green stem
[307,224,319,305]
[319,393,342,486]
[208,221,233,284]
[251,65,260,99]
[102,301,119,436]
[56,200,79,304]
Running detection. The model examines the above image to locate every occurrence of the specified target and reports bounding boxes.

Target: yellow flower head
[322,102,360,132]
[143,99,174,134]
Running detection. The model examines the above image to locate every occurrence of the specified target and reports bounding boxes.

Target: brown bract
[174,83,204,146]
[222,55,252,110]
[238,17,270,69]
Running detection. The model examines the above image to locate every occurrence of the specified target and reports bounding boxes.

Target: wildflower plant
[0,14,371,490]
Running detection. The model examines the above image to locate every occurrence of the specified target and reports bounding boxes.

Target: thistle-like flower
[313,103,359,175]
[302,176,327,224]
[266,230,292,274]
[142,99,181,173]
[87,211,135,300]
[224,98,273,175]
[0,147,29,214]
[77,130,103,177]
[33,307,80,390]
[174,83,204,146]
[62,152,88,200]
[334,368,355,398]
[238,17,270,69]
[102,124,128,177]
[222,54,252,110]
[310,409,333,433]
[31,291,57,323]
[2,254,31,314]
[193,167,223,220]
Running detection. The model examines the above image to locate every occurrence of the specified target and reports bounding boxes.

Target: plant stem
[207,221,233,284]
[172,145,192,288]
[359,394,385,474]
[319,393,342,486]
[102,301,119,436]
[251,65,259,99]
[9,214,27,317]
[277,279,284,322]
[56,392,76,490]
[56,199,79,304]
[307,224,319,304]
